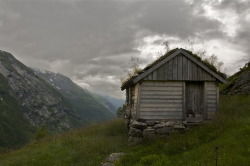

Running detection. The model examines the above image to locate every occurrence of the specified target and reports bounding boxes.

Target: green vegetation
[0,74,35,152]
[117,95,250,166]
[0,95,249,165]
[116,105,126,118]
[0,119,128,166]
[37,72,114,124]
[221,61,250,92]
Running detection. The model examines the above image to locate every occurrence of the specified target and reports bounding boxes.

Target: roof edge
[180,49,228,84]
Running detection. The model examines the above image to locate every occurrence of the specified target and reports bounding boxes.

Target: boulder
[131,121,147,130]
[146,121,155,126]
[129,127,143,137]
[155,126,171,135]
[143,128,155,139]
[100,152,125,166]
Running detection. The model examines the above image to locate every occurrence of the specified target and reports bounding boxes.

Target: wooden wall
[132,84,140,118]
[138,81,183,120]
[143,54,216,81]
[205,82,218,119]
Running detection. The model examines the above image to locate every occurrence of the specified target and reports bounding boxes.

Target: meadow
[0,95,249,166]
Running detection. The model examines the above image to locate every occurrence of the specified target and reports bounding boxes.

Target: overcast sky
[0,0,249,99]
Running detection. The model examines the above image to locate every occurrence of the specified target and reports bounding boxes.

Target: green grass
[117,95,250,166]
[0,95,249,166]
[0,119,128,166]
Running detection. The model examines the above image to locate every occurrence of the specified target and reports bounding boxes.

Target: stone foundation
[128,120,187,145]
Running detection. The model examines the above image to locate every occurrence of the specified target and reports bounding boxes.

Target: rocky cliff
[221,62,250,94]
[0,50,81,132]
[34,70,114,123]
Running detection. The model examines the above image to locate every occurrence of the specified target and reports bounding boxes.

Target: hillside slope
[0,95,249,166]
[91,93,117,114]
[0,50,86,149]
[0,74,35,150]
[221,62,250,94]
[99,94,125,110]
[34,70,114,123]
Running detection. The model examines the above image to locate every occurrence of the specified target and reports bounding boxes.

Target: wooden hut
[121,48,227,123]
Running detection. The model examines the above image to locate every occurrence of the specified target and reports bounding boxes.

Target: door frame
[184,81,205,121]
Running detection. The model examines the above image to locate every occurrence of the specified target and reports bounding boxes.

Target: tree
[163,41,170,54]
[116,105,126,118]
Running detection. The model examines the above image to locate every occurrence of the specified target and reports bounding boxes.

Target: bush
[35,126,49,140]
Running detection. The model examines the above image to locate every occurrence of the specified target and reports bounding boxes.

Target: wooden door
[186,82,204,120]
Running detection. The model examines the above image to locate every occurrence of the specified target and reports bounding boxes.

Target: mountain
[0,50,84,131]
[0,50,113,150]
[0,50,85,149]
[91,93,117,114]
[99,95,125,110]
[33,70,114,123]
[221,62,250,94]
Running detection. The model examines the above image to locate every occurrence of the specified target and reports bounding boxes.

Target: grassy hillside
[0,74,35,152]
[0,95,249,166]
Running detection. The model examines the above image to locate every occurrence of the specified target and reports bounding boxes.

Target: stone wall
[128,120,186,145]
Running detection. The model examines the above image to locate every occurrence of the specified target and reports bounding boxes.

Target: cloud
[0,0,249,99]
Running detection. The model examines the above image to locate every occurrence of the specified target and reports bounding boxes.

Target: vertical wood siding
[186,82,204,117]
[138,81,183,120]
[143,54,216,81]
[205,82,218,119]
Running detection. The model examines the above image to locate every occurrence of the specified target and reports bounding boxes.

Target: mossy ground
[0,95,249,166]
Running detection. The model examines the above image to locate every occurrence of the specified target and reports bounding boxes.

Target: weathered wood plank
[140,107,183,112]
[207,100,216,103]
[157,66,162,80]
[135,83,141,119]
[182,81,186,120]
[133,49,182,84]
[142,81,182,86]
[207,90,217,94]
[141,86,182,91]
[168,58,173,80]
[207,108,216,111]
[152,70,157,80]
[140,99,183,104]
[180,49,228,84]
[163,62,168,80]
[203,82,207,119]
[188,58,192,80]
[177,55,183,80]
[139,111,183,116]
[140,95,183,99]
[173,56,178,80]
[207,103,216,108]
[140,92,182,96]
[182,55,188,80]
[139,115,182,120]
[207,95,216,99]
[140,103,183,108]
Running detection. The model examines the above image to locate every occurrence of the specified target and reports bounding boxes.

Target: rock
[100,163,114,166]
[154,122,168,128]
[143,128,155,139]
[131,121,147,130]
[155,126,171,135]
[129,127,143,137]
[173,124,185,130]
[165,121,175,126]
[106,153,126,163]
[100,152,125,166]
[146,121,155,126]
[128,136,143,146]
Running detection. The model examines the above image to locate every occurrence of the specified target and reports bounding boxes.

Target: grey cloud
[0,0,249,98]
